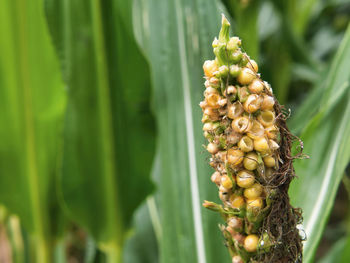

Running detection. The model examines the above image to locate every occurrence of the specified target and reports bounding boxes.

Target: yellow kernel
[205,87,218,95]
[243,94,262,113]
[248,79,264,93]
[254,137,269,153]
[215,151,227,162]
[227,148,245,165]
[263,156,276,168]
[231,116,251,133]
[204,108,220,120]
[258,111,275,127]
[244,183,263,199]
[238,136,254,152]
[236,170,255,188]
[232,255,244,263]
[247,59,258,72]
[244,234,259,252]
[211,171,221,185]
[206,93,221,109]
[247,198,263,209]
[207,142,219,154]
[228,217,243,230]
[226,85,237,95]
[219,191,229,202]
[227,102,244,119]
[261,94,275,110]
[203,60,218,78]
[202,122,213,131]
[221,175,233,189]
[265,125,278,139]
[247,120,265,140]
[237,67,256,85]
[243,152,259,170]
[231,195,245,209]
[209,77,220,87]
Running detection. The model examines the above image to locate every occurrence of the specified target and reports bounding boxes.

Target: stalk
[201,15,303,263]
[103,242,122,263]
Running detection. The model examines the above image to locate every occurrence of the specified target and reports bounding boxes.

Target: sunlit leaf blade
[0,0,65,261]
[45,0,156,260]
[133,1,232,262]
[289,24,350,263]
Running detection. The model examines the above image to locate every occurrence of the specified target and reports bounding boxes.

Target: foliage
[0,0,349,262]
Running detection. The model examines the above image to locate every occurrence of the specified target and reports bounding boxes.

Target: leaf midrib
[89,0,123,247]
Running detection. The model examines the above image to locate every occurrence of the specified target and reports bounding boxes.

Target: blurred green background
[1,0,350,262]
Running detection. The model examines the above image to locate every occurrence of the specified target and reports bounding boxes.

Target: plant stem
[104,242,122,263]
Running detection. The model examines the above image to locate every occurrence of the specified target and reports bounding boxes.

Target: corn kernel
[244,234,259,252]
[203,60,218,77]
[247,198,263,208]
[207,143,219,154]
[247,59,258,72]
[258,111,275,127]
[203,122,214,131]
[263,156,276,168]
[206,93,221,109]
[227,148,244,165]
[243,94,262,113]
[231,116,251,133]
[238,136,254,152]
[221,175,233,189]
[211,171,221,185]
[254,137,269,153]
[261,94,275,110]
[227,102,244,119]
[228,217,243,230]
[248,79,264,93]
[231,195,245,209]
[247,120,265,140]
[237,67,256,85]
[243,152,259,171]
[232,255,244,263]
[236,170,255,188]
[244,183,263,199]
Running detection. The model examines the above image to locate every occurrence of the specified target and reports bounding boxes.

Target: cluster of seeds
[201,15,301,263]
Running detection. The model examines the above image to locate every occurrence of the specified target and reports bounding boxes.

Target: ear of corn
[201,15,303,263]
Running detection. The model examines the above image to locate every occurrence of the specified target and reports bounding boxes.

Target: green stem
[104,243,122,263]
[36,236,52,263]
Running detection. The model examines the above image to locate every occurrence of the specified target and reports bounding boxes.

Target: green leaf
[123,200,159,263]
[45,0,156,261]
[0,0,66,261]
[133,1,232,262]
[289,24,350,262]
[319,236,350,263]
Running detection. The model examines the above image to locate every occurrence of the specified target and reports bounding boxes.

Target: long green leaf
[133,1,232,262]
[289,24,350,262]
[45,0,156,261]
[0,0,66,261]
